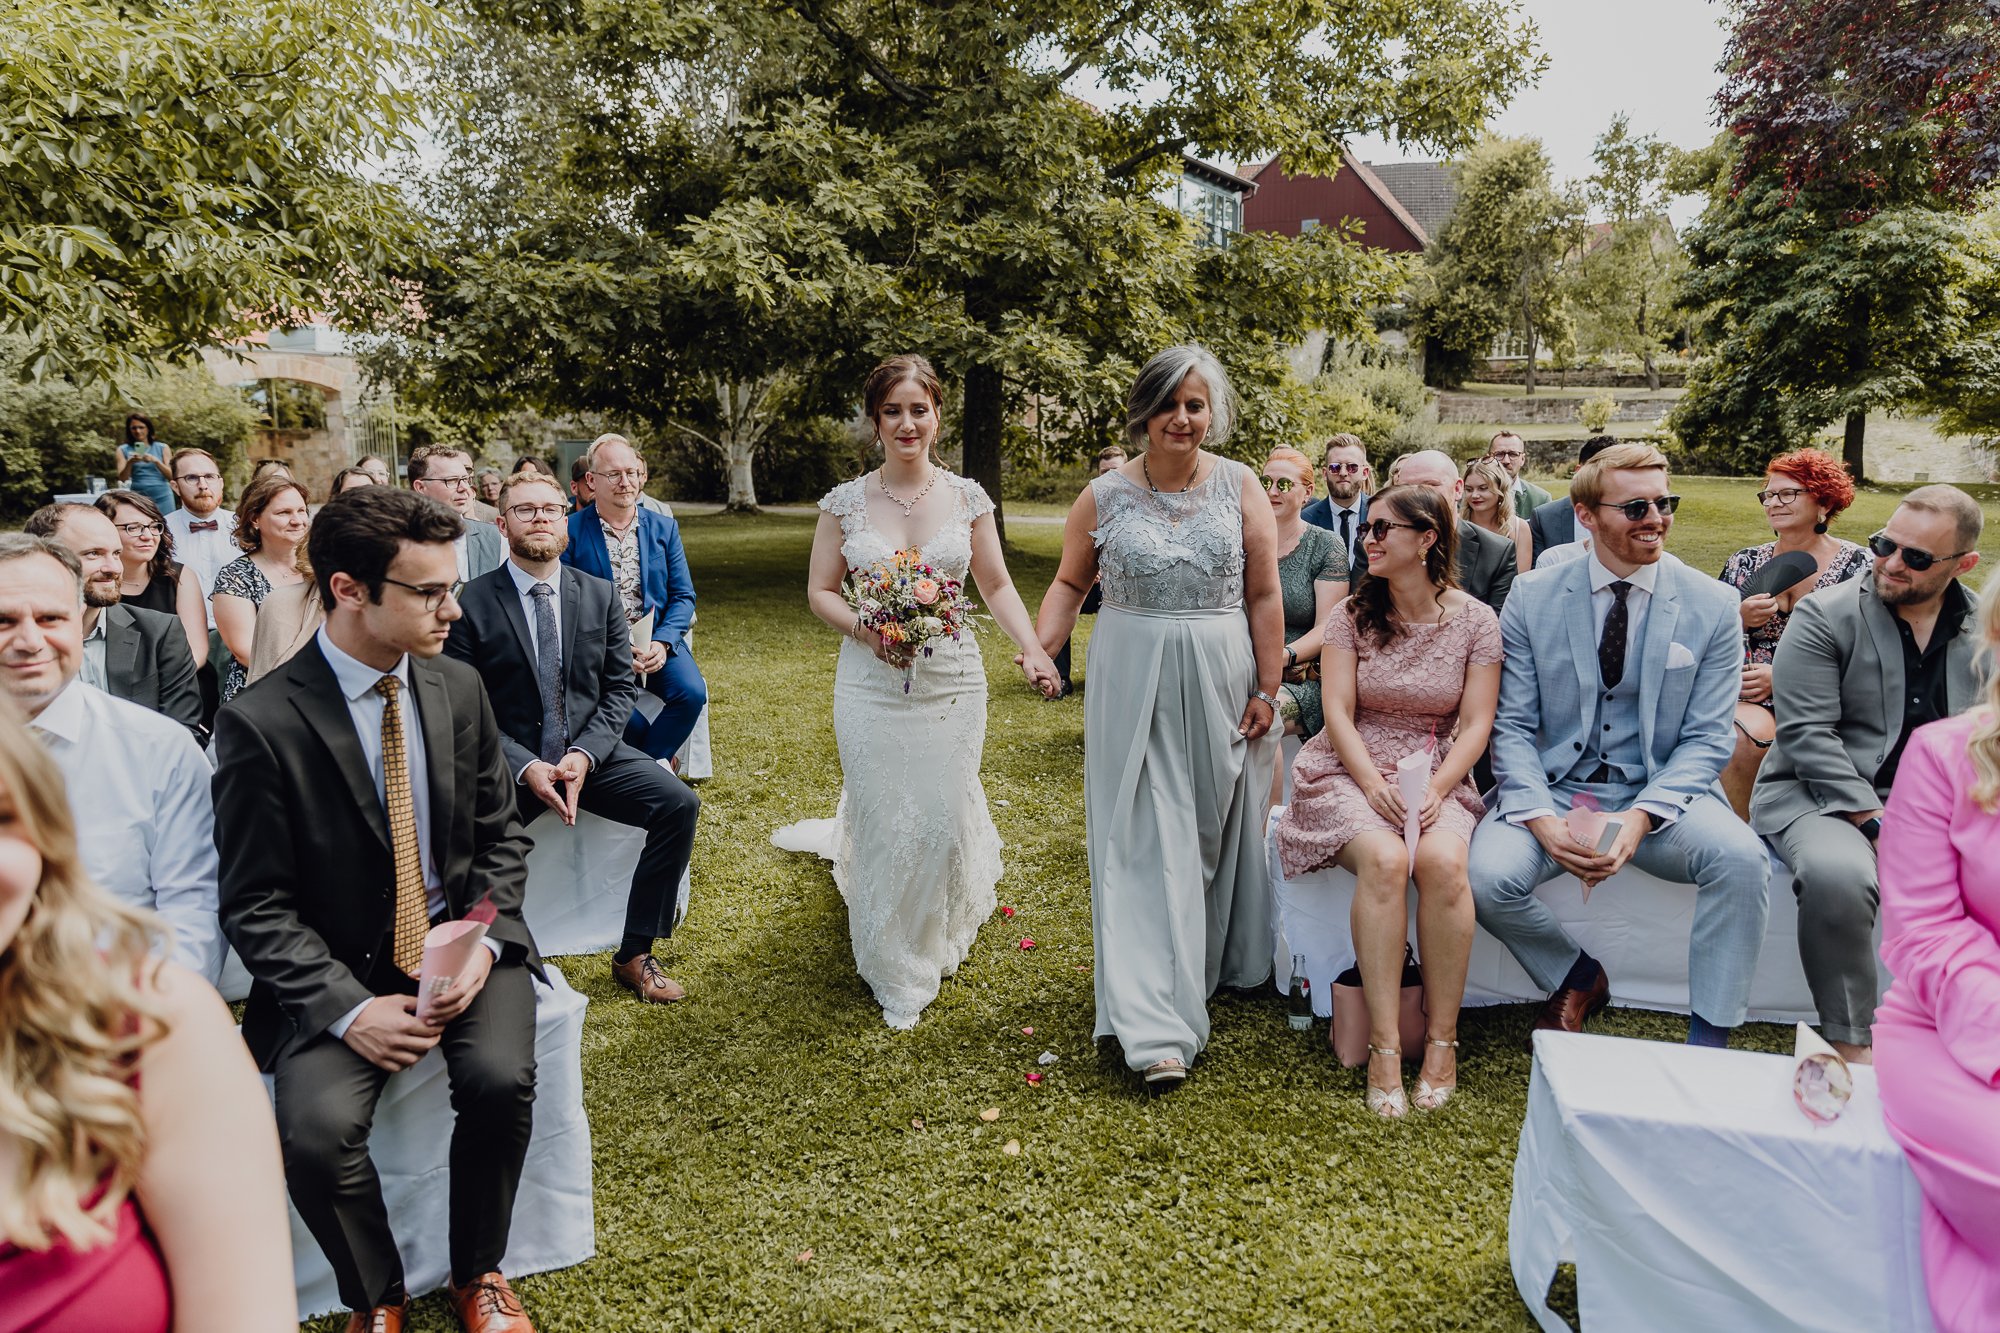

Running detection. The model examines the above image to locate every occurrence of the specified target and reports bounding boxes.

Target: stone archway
[200,341,371,496]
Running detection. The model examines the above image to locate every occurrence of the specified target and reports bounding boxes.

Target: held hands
[1012,648,1063,698]
[1738,664,1773,705]
[1740,593,1779,630]
[342,995,440,1072]
[524,753,588,825]
[634,641,668,675]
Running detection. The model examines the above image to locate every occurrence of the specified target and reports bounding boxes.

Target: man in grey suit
[409,445,505,584]
[1392,450,1516,614]
[25,502,203,741]
[1468,442,1770,1045]
[1750,485,1984,1064]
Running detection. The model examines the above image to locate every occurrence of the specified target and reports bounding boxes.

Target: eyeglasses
[1756,487,1806,507]
[1362,518,1425,542]
[380,577,458,612]
[1593,495,1681,521]
[1261,476,1299,493]
[507,503,568,521]
[1488,449,1525,461]
[175,472,222,485]
[423,474,474,489]
[591,468,643,483]
[1867,532,1972,572]
[1324,461,1365,475]
[114,522,165,536]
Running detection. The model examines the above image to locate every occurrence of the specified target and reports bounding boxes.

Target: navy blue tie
[530,583,568,763]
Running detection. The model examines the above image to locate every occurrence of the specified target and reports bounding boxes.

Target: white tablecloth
[1511,1031,1931,1333]
[283,966,598,1320]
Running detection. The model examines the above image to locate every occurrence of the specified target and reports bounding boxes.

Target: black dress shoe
[1532,967,1611,1039]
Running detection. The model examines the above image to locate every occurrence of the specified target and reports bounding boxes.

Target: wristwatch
[1859,817,1882,843]
[1250,689,1279,709]
[1284,645,1298,668]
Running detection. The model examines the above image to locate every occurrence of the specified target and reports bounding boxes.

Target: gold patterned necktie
[376,676,429,975]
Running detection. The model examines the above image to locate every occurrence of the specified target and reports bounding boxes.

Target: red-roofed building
[1242,154,1457,252]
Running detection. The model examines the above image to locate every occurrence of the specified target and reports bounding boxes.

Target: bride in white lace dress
[775,355,1060,1029]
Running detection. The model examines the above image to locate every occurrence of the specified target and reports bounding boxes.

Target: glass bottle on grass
[1287,954,1312,1030]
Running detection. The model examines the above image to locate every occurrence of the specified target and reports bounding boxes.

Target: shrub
[1577,392,1618,434]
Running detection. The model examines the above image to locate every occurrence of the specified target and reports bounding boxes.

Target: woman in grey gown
[1033,346,1284,1091]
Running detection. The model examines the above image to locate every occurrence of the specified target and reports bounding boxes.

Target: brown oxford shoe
[448,1271,536,1333]
[1532,967,1611,1040]
[343,1299,410,1333]
[613,953,686,1003]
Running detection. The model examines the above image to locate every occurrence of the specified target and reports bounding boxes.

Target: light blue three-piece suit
[1468,552,1772,1026]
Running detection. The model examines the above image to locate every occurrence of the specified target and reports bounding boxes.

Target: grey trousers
[1772,813,1880,1046]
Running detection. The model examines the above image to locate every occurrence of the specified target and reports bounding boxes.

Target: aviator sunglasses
[1868,532,1973,571]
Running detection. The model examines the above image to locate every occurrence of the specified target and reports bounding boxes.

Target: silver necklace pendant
[879,465,939,517]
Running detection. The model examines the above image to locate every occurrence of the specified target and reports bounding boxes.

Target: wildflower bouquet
[843,547,979,691]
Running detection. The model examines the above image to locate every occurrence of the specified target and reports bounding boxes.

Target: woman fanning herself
[0,711,293,1329]
[209,474,310,704]
[1274,486,1501,1117]
[1034,345,1283,1092]
[782,355,1060,1031]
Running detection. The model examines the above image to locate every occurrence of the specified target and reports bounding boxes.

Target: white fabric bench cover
[522,801,691,957]
[283,965,596,1321]
[1511,1031,1930,1332]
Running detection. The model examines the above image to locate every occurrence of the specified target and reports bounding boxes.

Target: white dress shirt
[165,505,237,627]
[33,680,222,981]
[80,613,108,690]
[452,532,472,585]
[503,560,592,779]
[316,628,500,1037]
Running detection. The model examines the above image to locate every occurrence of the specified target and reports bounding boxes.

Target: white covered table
[280,966,598,1321]
[1511,1031,1930,1333]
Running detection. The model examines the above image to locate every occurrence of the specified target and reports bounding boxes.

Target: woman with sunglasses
[93,489,209,668]
[1717,448,1868,818]
[1264,447,1349,746]
[1274,485,1501,1117]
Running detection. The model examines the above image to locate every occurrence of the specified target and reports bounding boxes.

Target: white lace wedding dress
[771,472,1004,1029]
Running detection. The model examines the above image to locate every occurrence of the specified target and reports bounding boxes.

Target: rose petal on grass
[978,1107,1001,1123]
[1018,938,1036,950]
[1025,1072,1043,1085]
[1000,906,1016,918]
[795,1249,815,1265]
[1021,1026,1034,1036]
[910,1117,925,1130]
[1038,1051,1058,1065]
[1002,1139,1021,1156]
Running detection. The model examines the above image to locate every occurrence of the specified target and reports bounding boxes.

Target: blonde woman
[0,710,292,1328]
[1462,457,1532,573]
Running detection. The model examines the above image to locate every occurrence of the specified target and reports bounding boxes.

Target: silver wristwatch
[1250,688,1279,708]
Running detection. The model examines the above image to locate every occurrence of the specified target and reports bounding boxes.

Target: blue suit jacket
[1488,552,1740,823]
[562,504,696,653]
[1301,493,1368,569]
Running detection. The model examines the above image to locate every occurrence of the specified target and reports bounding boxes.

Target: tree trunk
[1843,410,1867,480]
[1638,291,1659,390]
[961,358,1006,543]
[1520,281,1538,395]
[722,433,758,512]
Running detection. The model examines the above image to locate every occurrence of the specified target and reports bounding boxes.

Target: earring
[1813,518,1828,534]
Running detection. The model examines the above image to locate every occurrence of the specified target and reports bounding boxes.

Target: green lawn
[330,476,1997,1332]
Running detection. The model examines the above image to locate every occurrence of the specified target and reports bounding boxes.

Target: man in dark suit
[213,487,541,1333]
[1528,435,1621,560]
[563,433,707,760]
[26,502,202,741]
[1375,450,1516,613]
[1300,432,1372,572]
[448,472,700,1004]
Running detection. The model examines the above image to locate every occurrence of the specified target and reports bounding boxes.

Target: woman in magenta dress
[1876,577,2000,1333]
[0,709,292,1331]
[1274,485,1501,1118]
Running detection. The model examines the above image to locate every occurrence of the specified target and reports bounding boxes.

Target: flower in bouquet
[841,549,981,691]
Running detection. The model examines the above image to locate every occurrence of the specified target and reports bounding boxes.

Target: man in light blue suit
[1468,442,1770,1047]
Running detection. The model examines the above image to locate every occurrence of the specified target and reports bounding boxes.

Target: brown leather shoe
[343,1300,410,1333]
[448,1271,535,1333]
[613,953,686,1003]
[1532,967,1611,1038]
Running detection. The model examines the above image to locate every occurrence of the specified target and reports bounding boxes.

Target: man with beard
[445,473,700,1004]
[1468,443,1770,1048]
[23,502,203,741]
[1301,432,1372,571]
[1751,485,1985,1066]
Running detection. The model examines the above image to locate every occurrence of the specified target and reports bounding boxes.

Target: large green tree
[1569,115,1685,389]
[0,0,444,381]
[401,0,1537,530]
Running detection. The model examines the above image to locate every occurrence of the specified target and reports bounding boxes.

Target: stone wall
[1436,393,1669,426]
[1477,362,1688,388]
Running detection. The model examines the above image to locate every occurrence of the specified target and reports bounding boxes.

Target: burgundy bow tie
[187,520,219,532]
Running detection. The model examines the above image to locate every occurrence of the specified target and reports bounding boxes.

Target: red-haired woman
[1717,447,1869,817]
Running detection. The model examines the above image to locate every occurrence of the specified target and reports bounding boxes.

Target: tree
[0,0,446,384]
[402,0,1537,533]
[1414,136,1587,392]
[1571,116,1686,389]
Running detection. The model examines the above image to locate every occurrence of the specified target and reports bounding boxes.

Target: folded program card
[1396,750,1429,876]
[1793,1022,1854,1124]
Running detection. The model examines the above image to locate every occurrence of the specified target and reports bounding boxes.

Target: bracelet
[1250,688,1279,709]
[1284,646,1297,668]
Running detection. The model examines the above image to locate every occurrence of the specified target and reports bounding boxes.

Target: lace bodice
[1091,459,1248,610]
[819,472,993,582]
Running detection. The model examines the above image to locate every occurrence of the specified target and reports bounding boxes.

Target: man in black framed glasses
[1750,485,1984,1066]
[1469,441,1771,1049]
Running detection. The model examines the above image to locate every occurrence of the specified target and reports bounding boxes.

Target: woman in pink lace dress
[1274,486,1501,1117]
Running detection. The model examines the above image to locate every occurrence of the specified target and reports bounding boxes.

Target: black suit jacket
[1529,495,1576,560]
[103,603,202,742]
[444,563,636,779]
[213,639,539,1069]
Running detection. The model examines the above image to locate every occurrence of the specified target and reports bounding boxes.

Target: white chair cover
[523,798,691,956]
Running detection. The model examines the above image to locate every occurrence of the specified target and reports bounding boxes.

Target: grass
[311,476,2000,1332]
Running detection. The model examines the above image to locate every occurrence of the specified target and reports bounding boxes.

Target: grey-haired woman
[1033,345,1283,1091]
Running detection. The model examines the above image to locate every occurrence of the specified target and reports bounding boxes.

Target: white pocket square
[1666,642,1698,670]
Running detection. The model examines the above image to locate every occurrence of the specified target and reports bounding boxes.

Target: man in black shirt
[1751,485,1984,1064]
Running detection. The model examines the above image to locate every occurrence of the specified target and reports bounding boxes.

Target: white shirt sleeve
[148,733,225,984]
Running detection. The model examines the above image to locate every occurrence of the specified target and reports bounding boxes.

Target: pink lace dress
[1275,598,1501,877]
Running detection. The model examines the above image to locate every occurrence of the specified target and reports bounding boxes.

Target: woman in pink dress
[1274,485,1501,1118]
[1877,576,2000,1333]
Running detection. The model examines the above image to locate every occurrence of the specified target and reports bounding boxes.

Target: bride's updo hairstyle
[1124,344,1237,451]
[863,354,944,422]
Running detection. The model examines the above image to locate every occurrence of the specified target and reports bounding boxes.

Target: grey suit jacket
[1750,572,1982,835]
[103,603,203,742]
[465,520,505,581]
[1457,519,1517,614]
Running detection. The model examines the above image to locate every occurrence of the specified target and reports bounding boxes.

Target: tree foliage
[1569,116,1686,389]
[0,0,445,382]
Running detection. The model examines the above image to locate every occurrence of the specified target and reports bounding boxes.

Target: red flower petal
[1025,1072,1044,1085]
[1018,938,1036,950]
[1000,906,1016,918]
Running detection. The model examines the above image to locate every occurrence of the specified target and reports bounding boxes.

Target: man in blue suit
[1299,432,1371,572]
[1468,442,1770,1047]
[562,434,708,762]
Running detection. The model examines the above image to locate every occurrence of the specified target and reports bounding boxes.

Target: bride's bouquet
[844,548,980,691]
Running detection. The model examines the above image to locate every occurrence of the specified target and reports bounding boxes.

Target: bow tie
[187,520,219,532]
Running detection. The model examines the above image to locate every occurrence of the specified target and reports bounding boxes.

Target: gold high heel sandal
[1413,1038,1458,1111]
[1365,1044,1406,1119]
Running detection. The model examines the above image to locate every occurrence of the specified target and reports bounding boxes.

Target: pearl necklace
[878,465,938,516]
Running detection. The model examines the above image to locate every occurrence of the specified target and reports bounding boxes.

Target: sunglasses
[1261,476,1299,493]
[1362,518,1425,542]
[1593,495,1681,521]
[1868,532,1972,572]
[1324,461,1366,475]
